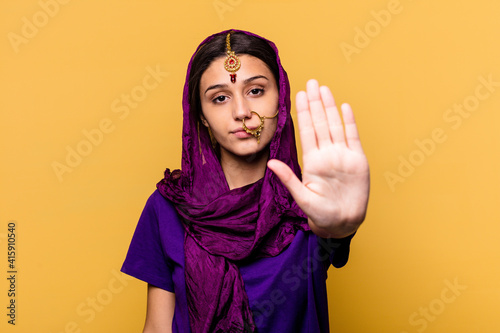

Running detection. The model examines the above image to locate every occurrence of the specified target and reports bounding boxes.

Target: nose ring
[241,110,279,143]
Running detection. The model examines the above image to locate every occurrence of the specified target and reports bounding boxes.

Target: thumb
[267,159,305,203]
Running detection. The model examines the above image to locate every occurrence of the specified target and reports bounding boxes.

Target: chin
[223,140,271,160]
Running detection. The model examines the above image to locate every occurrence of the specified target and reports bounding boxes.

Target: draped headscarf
[157,29,310,333]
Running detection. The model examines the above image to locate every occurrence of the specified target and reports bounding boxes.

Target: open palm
[268,79,370,238]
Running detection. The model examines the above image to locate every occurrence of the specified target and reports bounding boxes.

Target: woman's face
[199,54,279,159]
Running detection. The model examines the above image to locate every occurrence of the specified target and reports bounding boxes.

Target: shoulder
[144,189,185,245]
[141,190,180,224]
[145,189,177,212]
[134,189,185,245]
[124,189,185,266]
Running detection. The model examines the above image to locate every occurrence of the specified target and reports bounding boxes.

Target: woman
[122,29,370,333]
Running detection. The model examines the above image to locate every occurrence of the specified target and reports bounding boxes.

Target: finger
[267,159,308,207]
[341,103,364,153]
[306,79,332,148]
[319,85,346,145]
[296,90,317,152]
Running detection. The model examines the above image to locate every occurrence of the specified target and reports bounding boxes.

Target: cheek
[202,113,227,141]
[260,118,278,143]
[200,105,219,128]
[268,119,278,136]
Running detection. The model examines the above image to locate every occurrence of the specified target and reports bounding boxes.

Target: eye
[249,88,264,96]
[212,95,227,104]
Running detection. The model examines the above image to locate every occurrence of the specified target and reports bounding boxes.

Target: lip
[231,127,255,138]
[233,131,252,138]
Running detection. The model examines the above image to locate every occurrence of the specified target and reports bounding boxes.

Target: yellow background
[1,0,499,332]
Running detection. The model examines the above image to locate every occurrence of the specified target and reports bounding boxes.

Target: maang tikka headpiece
[224,31,241,83]
[223,31,279,143]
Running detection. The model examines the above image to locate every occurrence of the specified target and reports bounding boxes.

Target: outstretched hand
[268,79,370,238]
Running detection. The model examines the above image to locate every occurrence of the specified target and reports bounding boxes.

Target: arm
[143,284,175,333]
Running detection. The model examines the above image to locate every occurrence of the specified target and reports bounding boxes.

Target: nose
[232,94,252,121]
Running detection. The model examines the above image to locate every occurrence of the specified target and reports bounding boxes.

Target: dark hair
[188,32,280,116]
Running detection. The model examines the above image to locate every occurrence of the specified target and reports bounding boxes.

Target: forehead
[200,54,275,87]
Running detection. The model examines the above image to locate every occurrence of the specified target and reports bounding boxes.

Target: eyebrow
[204,75,269,95]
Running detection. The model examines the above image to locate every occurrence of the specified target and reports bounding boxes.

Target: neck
[220,147,270,190]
